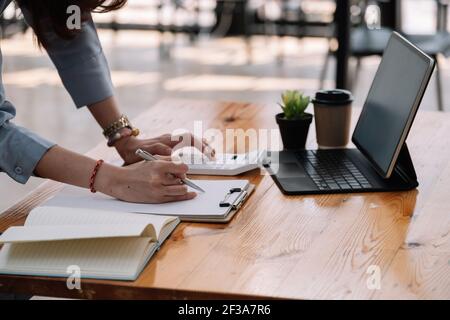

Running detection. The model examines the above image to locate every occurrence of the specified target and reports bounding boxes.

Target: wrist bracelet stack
[103,115,140,147]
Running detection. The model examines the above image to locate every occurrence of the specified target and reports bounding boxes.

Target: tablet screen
[352,33,434,178]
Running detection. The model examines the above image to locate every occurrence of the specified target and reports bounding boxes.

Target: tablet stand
[393,143,418,187]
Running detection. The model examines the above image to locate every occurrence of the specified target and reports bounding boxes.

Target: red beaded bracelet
[89,159,104,193]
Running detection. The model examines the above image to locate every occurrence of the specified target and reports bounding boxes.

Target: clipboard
[181,183,255,223]
[43,180,255,224]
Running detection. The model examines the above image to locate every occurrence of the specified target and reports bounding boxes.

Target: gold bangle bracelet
[103,115,140,139]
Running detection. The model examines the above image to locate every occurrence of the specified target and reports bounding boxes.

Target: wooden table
[0,99,449,299]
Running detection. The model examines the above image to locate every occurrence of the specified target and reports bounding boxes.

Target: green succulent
[279,90,311,120]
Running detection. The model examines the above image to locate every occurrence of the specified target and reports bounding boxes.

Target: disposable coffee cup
[312,90,353,149]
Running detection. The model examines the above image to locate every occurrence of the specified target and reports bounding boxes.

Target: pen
[135,149,205,193]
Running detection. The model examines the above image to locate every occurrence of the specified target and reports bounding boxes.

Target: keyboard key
[298,150,372,191]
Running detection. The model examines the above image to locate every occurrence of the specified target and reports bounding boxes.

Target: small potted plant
[276,90,313,149]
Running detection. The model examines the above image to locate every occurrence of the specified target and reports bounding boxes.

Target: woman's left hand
[114,133,215,166]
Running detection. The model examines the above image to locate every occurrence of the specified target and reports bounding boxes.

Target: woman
[0,0,212,203]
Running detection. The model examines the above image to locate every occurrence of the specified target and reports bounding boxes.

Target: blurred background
[0,0,449,212]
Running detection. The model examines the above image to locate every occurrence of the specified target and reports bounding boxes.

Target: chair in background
[319,0,393,90]
[320,0,450,111]
[404,0,450,111]
[242,0,335,62]
[95,0,216,59]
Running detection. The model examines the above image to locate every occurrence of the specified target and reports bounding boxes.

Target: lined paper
[0,237,153,280]
[0,224,155,243]
[25,206,177,240]
[0,206,180,280]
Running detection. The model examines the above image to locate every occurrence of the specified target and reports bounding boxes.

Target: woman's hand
[35,145,195,204]
[114,133,215,165]
[97,158,197,203]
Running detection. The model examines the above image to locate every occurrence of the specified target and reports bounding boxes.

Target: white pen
[135,149,205,193]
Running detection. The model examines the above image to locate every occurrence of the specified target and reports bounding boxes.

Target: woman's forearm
[88,96,122,129]
[34,145,119,194]
[33,145,195,204]
[36,96,128,192]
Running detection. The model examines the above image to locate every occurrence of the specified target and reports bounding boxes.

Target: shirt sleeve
[0,3,56,184]
[20,7,114,108]
[0,95,55,184]
[1,7,114,184]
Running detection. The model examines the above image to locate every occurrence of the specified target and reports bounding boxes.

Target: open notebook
[44,179,253,223]
[0,207,179,281]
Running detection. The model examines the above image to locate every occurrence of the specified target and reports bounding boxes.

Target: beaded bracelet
[89,159,104,193]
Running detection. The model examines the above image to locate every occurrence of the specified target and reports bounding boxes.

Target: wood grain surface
[0,99,449,299]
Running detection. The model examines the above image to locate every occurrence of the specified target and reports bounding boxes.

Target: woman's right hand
[97,160,197,204]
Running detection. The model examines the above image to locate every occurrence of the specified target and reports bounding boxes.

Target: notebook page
[0,237,153,280]
[44,180,249,217]
[26,207,178,240]
[0,224,155,244]
[158,219,180,243]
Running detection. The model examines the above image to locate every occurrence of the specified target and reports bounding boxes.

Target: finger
[163,185,189,196]
[157,169,187,185]
[161,174,183,185]
[163,192,197,203]
[203,145,216,160]
[169,154,183,164]
[157,161,189,175]
[197,137,216,159]
[170,132,199,150]
[144,143,172,156]
[204,139,216,158]
[157,134,177,147]
[154,155,172,162]
[164,133,184,148]
[172,133,216,159]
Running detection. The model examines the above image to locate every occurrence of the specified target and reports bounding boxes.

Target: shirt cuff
[0,122,55,184]
[57,50,114,108]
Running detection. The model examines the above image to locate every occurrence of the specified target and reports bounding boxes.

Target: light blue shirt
[0,1,114,183]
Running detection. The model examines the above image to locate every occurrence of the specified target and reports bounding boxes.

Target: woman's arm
[9,8,198,204]
[88,97,215,165]
[34,145,108,190]
[34,145,196,203]
[19,6,213,169]
[88,96,122,129]
[87,96,171,163]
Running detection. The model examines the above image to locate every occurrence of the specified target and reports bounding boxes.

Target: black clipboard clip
[220,188,246,208]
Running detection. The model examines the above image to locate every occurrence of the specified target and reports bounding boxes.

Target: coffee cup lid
[313,89,353,106]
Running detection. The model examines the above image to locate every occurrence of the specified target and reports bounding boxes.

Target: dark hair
[18,0,127,46]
